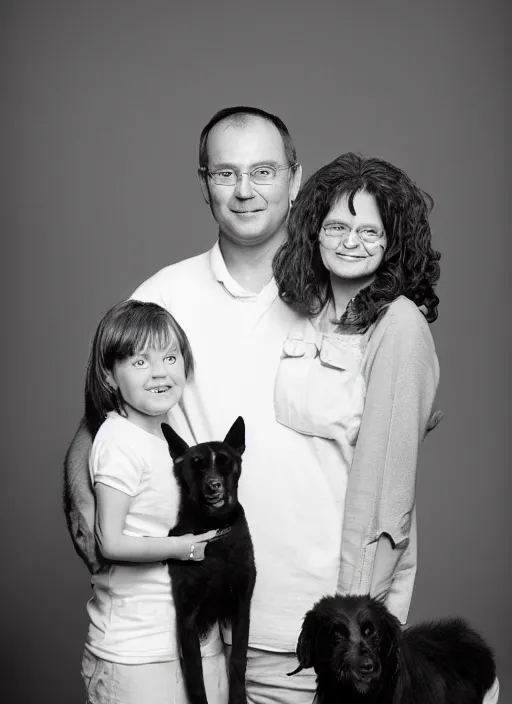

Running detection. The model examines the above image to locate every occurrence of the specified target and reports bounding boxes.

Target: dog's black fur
[290,594,496,704]
[161,417,256,704]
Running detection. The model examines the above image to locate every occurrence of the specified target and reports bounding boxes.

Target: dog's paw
[209,526,232,542]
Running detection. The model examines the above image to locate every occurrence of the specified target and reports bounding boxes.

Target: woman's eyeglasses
[320,224,385,249]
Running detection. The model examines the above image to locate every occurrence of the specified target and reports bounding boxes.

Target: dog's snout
[207,478,222,492]
[360,658,375,673]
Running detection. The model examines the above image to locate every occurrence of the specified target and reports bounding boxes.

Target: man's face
[200,116,301,247]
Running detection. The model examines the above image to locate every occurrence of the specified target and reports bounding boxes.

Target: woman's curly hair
[273,152,440,332]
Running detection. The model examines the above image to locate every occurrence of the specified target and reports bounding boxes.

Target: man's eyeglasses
[201,163,298,186]
[320,224,385,249]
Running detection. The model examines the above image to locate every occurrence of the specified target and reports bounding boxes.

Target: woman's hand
[369,533,400,603]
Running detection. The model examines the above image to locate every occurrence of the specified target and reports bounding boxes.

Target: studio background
[3,1,509,702]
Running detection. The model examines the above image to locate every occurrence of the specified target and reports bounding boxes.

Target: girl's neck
[219,230,286,294]
[329,272,374,318]
[122,409,168,439]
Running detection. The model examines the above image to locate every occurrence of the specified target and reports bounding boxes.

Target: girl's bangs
[110,309,177,361]
[135,324,176,354]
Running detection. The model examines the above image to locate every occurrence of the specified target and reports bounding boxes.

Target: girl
[81,299,228,704]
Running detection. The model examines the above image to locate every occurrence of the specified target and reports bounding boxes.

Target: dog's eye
[361,621,375,637]
[215,453,230,467]
[334,632,347,645]
[191,456,206,469]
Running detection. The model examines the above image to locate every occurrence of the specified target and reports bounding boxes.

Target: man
[67,106,319,702]
[65,107,500,704]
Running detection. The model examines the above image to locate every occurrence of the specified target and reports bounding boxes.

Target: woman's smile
[335,252,367,260]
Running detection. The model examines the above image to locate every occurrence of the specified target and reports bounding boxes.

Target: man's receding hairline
[207,113,288,163]
[214,112,279,134]
[226,112,250,128]
[199,108,297,169]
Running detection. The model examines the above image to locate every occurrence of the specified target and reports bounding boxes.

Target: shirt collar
[315,299,339,333]
[209,240,279,304]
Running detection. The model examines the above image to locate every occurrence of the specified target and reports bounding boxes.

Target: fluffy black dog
[289,594,496,704]
[161,417,256,704]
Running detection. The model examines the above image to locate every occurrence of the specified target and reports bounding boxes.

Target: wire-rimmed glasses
[320,224,385,249]
[201,162,298,186]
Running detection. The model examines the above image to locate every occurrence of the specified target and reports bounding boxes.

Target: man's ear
[198,168,210,205]
[289,163,303,203]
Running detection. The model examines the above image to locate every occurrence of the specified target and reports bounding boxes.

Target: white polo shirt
[131,242,349,652]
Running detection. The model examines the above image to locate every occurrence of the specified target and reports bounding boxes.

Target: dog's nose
[207,479,222,492]
[360,659,375,673]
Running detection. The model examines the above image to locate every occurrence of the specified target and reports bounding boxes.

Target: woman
[273,152,440,622]
[273,153,498,704]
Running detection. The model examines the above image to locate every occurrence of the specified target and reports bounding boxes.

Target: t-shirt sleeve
[90,432,144,497]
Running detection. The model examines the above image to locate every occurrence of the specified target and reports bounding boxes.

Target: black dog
[289,594,496,704]
[161,417,256,704]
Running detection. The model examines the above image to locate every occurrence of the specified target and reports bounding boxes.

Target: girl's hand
[95,483,232,563]
[176,528,230,561]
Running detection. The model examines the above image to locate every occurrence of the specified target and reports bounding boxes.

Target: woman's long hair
[84,300,194,436]
[273,152,440,332]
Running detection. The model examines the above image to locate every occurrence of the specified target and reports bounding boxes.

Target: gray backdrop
[3,1,509,702]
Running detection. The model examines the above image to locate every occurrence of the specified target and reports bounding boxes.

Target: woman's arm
[370,509,417,616]
[382,508,417,621]
[338,301,439,622]
[95,483,217,562]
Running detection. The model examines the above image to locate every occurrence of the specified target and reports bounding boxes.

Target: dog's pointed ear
[161,423,189,461]
[224,416,245,455]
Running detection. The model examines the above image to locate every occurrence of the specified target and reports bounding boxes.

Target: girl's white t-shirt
[85,412,221,664]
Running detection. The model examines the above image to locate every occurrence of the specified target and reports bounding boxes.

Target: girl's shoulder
[92,414,148,459]
[90,415,154,492]
[95,412,133,441]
